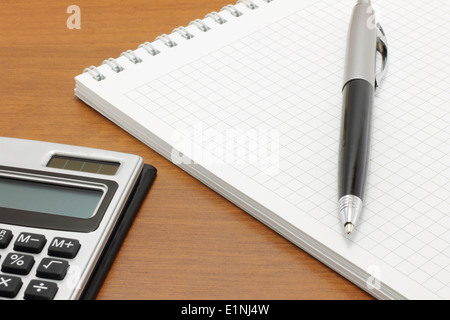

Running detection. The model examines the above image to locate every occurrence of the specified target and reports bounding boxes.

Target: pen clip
[375,23,388,91]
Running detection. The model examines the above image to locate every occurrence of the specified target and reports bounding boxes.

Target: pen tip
[345,223,354,235]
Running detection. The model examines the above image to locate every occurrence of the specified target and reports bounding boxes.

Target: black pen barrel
[338,79,374,200]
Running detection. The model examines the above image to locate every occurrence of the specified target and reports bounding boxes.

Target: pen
[338,0,388,235]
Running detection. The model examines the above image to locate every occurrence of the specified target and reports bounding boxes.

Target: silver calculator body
[0,137,144,300]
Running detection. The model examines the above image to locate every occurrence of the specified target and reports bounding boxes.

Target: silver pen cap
[343,1,378,88]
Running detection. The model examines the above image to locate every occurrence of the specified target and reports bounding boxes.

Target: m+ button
[48,237,81,259]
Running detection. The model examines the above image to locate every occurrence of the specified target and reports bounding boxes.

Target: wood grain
[0,0,371,300]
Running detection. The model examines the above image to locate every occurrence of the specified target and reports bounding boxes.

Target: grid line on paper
[123,0,450,298]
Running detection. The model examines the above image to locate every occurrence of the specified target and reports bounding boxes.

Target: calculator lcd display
[0,177,102,219]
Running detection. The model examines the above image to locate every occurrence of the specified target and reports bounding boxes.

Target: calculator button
[14,232,47,253]
[48,237,80,259]
[24,280,58,300]
[0,274,22,298]
[0,229,13,249]
[36,258,69,280]
[1,253,35,275]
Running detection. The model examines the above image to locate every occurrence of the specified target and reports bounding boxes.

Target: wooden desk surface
[0,0,371,300]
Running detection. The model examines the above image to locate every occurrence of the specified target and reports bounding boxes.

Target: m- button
[48,237,81,259]
[14,233,47,253]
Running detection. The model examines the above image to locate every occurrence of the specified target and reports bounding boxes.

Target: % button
[2,253,35,275]
[10,254,25,266]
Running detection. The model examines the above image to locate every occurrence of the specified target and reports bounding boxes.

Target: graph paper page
[76,0,450,299]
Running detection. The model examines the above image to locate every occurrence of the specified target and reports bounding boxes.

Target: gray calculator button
[48,237,80,258]
[1,253,35,275]
[0,274,23,298]
[0,229,13,249]
[36,258,69,280]
[24,280,58,300]
[14,232,47,253]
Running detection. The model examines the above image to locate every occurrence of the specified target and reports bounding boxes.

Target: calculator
[0,137,156,300]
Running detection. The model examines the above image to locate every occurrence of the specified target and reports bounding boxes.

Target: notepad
[74,0,450,299]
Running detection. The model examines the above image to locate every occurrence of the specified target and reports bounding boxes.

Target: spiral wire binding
[102,58,124,73]
[189,19,211,32]
[205,12,227,25]
[155,34,178,48]
[83,66,106,81]
[138,42,160,56]
[84,0,274,81]
[237,0,259,9]
[120,50,143,64]
[173,27,195,40]
[220,5,243,17]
